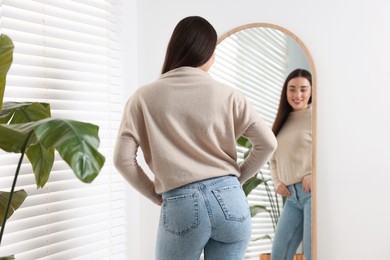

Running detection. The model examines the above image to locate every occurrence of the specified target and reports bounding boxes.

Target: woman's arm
[113,137,162,205]
[238,118,277,184]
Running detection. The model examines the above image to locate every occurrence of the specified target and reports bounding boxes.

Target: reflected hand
[302,175,312,192]
[276,183,291,197]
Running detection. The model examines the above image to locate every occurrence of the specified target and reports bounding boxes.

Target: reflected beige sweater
[113,67,277,203]
[270,108,312,188]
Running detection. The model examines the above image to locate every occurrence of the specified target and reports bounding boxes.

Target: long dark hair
[161,16,217,74]
[272,68,312,136]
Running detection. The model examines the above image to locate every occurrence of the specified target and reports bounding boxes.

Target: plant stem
[0,131,33,246]
[260,171,279,231]
[265,181,277,230]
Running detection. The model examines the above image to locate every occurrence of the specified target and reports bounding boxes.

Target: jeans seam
[200,184,215,233]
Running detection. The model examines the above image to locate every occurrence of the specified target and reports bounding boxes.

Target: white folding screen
[209,26,288,259]
[0,1,126,259]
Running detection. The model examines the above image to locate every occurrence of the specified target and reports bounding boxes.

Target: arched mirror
[209,23,316,260]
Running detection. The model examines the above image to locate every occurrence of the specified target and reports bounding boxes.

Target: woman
[113,16,277,260]
[270,69,312,260]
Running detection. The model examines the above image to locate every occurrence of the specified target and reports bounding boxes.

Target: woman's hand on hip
[152,194,163,206]
[302,175,312,192]
[276,183,291,197]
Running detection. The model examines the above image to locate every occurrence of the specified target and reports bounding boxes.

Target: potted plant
[238,136,282,232]
[238,136,283,260]
[238,136,306,260]
[0,34,105,259]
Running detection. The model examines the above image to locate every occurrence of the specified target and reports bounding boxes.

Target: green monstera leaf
[0,118,105,187]
[0,34,14,111]
[33,118,106,184]
[26,142,55,188]
[0,102,51,124]
[0,256,15,260]
[0,102,53,187]
[0,190,28,225]
[250,204,269,218]
[243,173,265,196]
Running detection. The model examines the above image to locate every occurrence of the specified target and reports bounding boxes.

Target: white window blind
[209,26,287,260]
[0,1,126,259]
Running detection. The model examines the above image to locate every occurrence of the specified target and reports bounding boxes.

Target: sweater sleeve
[236,96,277,184]
[269,154,281,188]
[113,95,161,204]
[113,137,162,204]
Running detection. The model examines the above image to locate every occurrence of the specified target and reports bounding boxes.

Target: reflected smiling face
[287,77,312,111]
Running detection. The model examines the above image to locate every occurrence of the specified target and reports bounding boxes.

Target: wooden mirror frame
[217,23,317,260]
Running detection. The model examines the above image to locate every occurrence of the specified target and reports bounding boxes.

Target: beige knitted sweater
[114,66,277,203]
[270,107,312,188]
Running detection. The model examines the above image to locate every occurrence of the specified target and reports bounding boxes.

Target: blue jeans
[156,175,252,260]
[271,182,312,260]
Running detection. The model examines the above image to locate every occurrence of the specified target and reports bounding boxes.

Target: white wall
[122,1,390,259]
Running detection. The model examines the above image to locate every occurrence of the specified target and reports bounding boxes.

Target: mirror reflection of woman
[270,69,312,260]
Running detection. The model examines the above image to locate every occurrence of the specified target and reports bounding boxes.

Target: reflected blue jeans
[271,182,312,260]
[156,175,252,260]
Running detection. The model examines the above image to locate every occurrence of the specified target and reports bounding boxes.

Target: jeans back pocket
[162,192,199,235]
[212,185,249,222]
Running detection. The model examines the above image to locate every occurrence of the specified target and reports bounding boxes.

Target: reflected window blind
[0,1,126,259]
[209,27,288,260]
